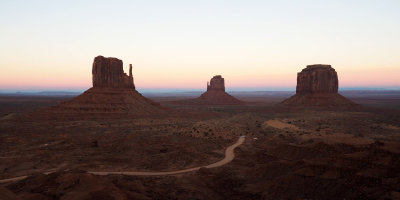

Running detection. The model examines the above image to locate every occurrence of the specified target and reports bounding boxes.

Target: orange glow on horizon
[2,65,399,91]
[1,1,400,91]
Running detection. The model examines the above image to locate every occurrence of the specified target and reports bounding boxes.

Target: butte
[37,56,165,119]
[178,75,244,105]
[281,64,357,108]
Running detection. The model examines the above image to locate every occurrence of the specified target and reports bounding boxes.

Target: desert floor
[0,90,399,199]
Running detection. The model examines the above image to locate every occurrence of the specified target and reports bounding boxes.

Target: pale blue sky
[1,0,399,91]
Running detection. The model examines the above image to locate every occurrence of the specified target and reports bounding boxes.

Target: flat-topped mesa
[92,56,135,89]
[281,64,357,108]
[296,64,338,94]
[207,75,225,92]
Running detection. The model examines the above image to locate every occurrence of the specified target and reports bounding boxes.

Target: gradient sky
[1,0,399,92]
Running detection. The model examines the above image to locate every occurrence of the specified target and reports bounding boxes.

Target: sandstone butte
[281,64,357,108]
[178,75,244,105]
[38,56,165,118]
[92,56,135,89]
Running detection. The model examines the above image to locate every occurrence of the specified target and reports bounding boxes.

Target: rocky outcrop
[281,64,356,108]
[39,56,165,118]
[296,65,338,94]
[207,75,225,91]
[175,75,243,105]
[92,56,134,88]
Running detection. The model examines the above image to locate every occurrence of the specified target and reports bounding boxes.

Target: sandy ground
[92,136,245,176]
[265,118,374,145]
[0,93,399,199]
[265,119,300,130]
[0,136,245,183]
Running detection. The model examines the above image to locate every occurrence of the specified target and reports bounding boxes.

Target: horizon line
[1,86,400,94]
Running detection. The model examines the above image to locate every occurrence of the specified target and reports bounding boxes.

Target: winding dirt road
[0,136,245,183]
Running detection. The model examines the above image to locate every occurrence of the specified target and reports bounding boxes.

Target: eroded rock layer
[53,87,163,114]
[281,93,356,108]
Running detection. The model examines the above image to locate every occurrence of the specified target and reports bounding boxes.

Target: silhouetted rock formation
[38,56,165,118]
[281,64,356,108]
[207,75,225,91]
[296,65,338,94]
[92,56,135,88]
[176,75,244,105]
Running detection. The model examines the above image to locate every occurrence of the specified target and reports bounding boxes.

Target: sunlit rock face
[296,64,338,94]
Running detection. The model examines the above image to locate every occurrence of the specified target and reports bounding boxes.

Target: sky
[0,0,399,92]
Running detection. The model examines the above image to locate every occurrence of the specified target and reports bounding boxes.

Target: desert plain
[0,88,400,200]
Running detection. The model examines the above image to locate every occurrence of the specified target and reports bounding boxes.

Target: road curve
[0,136,245,183]
[91,136,245,176]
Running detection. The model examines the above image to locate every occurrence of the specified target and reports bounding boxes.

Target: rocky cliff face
[207,75,225,92]
[92,56,135,89]
[296,65,338,94]
[281,64,356,108]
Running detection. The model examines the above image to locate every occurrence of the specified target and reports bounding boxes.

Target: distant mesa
[177,75,244,105]
[281,64,357,108]
[42,56,165,118]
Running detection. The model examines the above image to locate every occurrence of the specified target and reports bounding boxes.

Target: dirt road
[91,136,245,176]
[0,136,245,183]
